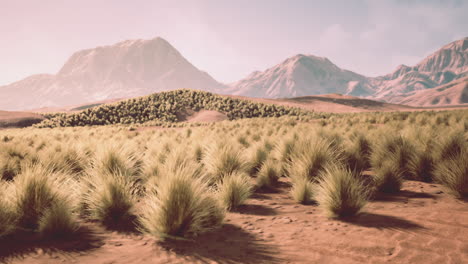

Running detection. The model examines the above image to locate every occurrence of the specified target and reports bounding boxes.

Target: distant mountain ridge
[229,37,468,104]
[383,77,468,106]
[369,37,468,99]
[226,54,375,98]
[0,37,224,111]
[0,36,467,110]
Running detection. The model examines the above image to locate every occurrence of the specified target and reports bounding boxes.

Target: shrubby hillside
[36,89,305,128]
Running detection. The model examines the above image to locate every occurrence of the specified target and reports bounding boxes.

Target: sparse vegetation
[36,89,305,128]
[138,164,225,239]
[217,172,253,210]
[0,106,467,244]
[315,165,368,218]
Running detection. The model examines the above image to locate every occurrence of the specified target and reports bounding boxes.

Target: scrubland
[0,109,467,263]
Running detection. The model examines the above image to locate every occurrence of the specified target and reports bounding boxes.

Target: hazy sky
[1,0,467,85]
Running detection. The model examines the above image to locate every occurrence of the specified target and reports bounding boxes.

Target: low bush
[315,165,368,218]
[217,172,253,210]
[138,165,224,239]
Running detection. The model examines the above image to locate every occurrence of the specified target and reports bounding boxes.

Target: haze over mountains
[0,36,467,111]
[0,37,225,110]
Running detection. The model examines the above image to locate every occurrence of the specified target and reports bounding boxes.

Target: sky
[1,0,467,85]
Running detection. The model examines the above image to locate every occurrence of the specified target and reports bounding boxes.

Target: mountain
[229,37,468,105]
[2,36,467,111]
[371,37,468,99]
[383,77,468,106]
[0,37,224,111]
[228,54,375,98]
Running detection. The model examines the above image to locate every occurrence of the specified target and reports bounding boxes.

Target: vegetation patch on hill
[36,90,305,128]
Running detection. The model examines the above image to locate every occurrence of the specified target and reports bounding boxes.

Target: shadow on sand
[0,225,104,263]
[344,213,424,231]
[159,224,282,264]
[235,204,278,216]
[374,190,436,203]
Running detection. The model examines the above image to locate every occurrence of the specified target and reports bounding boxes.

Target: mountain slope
[371,37,468,99]
[383,77,468,106]
[229,37,468,104]
[228,54,375,98]
[0,37,224,111]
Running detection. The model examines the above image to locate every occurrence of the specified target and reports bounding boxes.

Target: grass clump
[81,170,136,228]
[0,182,17,237]
[343,133,372,173]
[92,144,142,177]
[272,136,297,176]
[12,165,78,237]
[0,143,36,181]
[433,153,468,198]
[138,165,225,239]
[40,145,88,175]
[245,143,269,176]
[256,158,280,190]
[433,131,468,198]
[288,138,338,182]
[372,158,403,193]
[290,177,315,204]
[203,142,246,182]
[315,165,368,218]
[371,134,416,180]
[217,172,253,210]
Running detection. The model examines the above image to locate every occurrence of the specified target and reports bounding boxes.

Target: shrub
[12,165,77,236]
[315,165,368,218]
[203,142,246,182]
[256,159,280,189]
[0,182,17,237]
[370,134,416,179]
[288,138,338,183]
[0,143,36,181]
[436,131,466,160]
[408,150,435,182]
[372,158,403,193]
[217,172,253,210]
[433,131,468,198]
[138,165,224,239]
[81,170,136,228]
[272,136,297,176]
[344,133,372,173]
[37,200,78,238]
[245,143,269,176]
[433,153,468,198]
[40,145,88,175]
[92,144,142,178]
[290,177,315,204]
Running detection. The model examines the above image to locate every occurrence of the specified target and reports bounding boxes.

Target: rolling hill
[0,110,44,128]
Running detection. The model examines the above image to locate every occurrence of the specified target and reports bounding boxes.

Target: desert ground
[3,179,467,264]
[0,92,467,264]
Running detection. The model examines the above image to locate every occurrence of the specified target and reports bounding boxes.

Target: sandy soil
[0,110,44,128]
[2,179,467,264]
[226,94,417,113]
[185,110,228,123]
